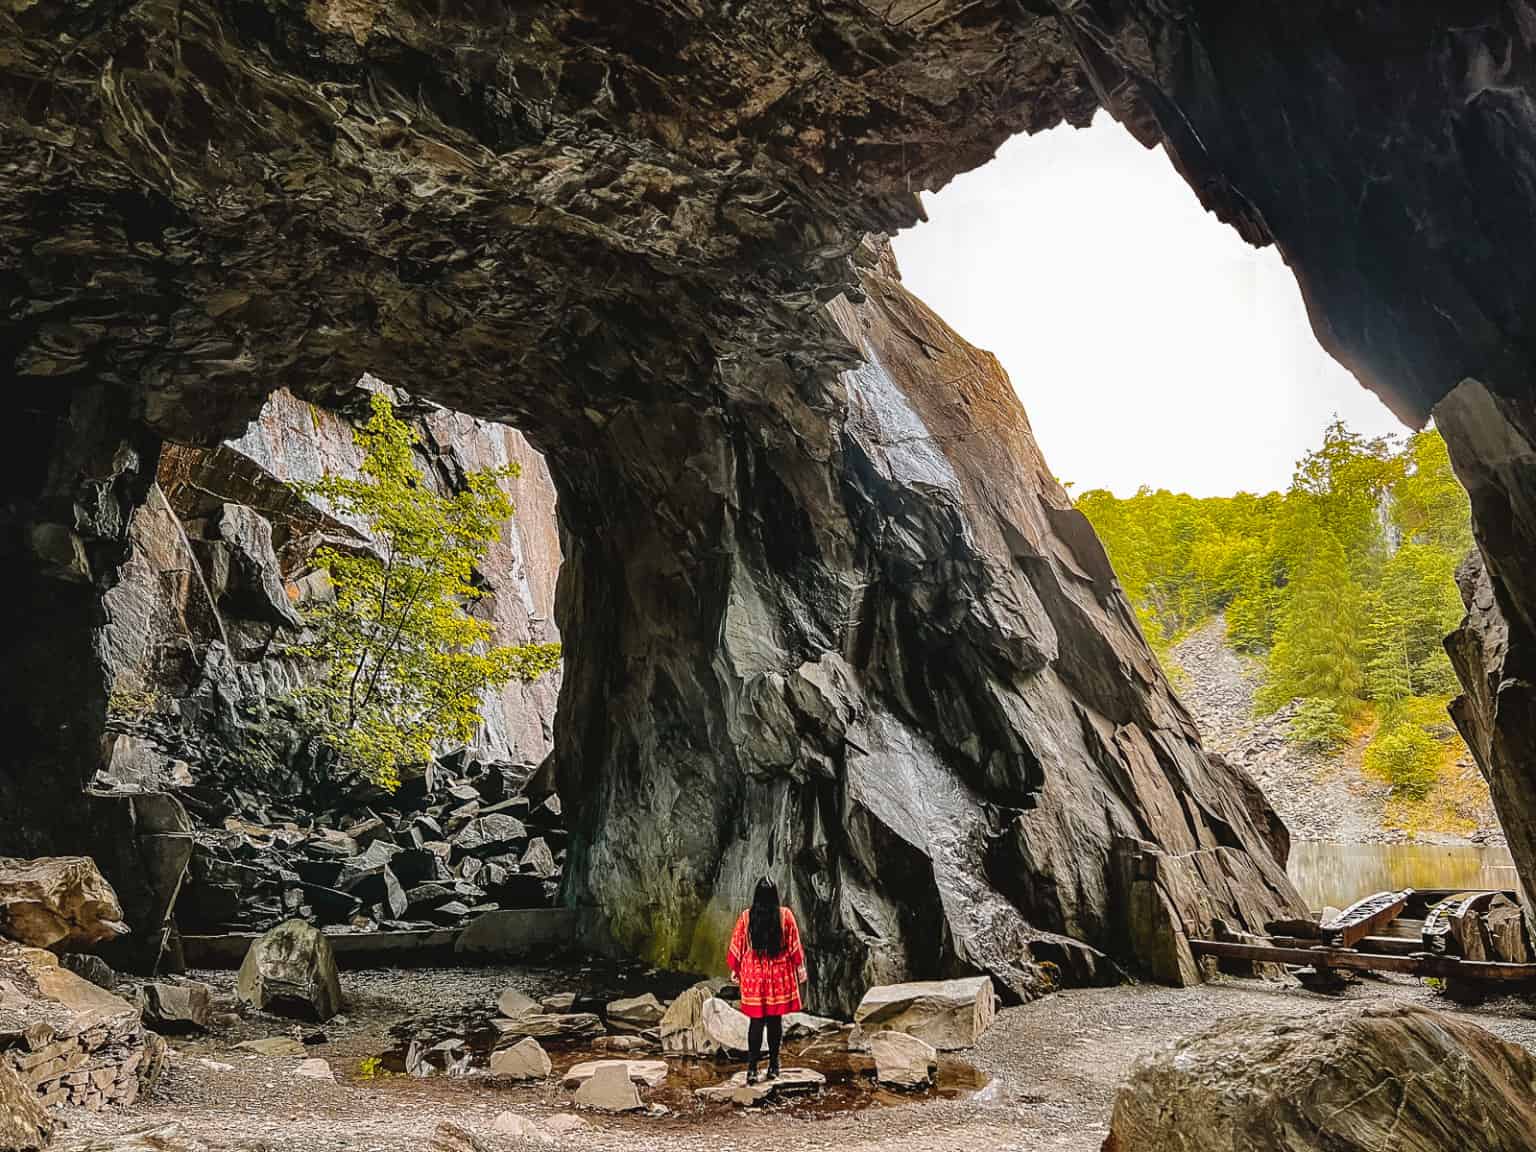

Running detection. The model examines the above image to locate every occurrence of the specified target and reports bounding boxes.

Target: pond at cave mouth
[1287,840,1519,909]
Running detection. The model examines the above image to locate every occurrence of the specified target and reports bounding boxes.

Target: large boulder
[1106,1004,1536,1151]
[659,984,755,1057]
[0,1059,54,1152]
[0,858,128,950]
[852,977,996,1051]
[235,920,342,1022]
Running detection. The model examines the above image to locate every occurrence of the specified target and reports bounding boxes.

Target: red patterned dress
[727,907,807,1018]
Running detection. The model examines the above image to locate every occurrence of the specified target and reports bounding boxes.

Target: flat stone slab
[696,1067,825,1106]
[562,1059,669,1089]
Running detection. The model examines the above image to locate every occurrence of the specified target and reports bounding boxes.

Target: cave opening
[891,112,1513,911]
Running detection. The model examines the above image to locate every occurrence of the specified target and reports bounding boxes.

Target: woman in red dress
[727,877,807,1083]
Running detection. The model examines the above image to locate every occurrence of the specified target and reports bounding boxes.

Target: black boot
[746,1063,759,1085]
[766,1057,780,1081]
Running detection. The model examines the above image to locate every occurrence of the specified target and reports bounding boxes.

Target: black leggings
[747,1014,783,1066]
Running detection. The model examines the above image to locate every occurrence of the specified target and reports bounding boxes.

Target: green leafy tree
[289,393,562,791]
[1256,531,1368,744]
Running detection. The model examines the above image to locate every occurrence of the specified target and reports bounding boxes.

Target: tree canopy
[289,393,562,791]
[1077,421,1475,811]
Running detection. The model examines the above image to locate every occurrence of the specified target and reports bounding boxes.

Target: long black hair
[748,877,785,957]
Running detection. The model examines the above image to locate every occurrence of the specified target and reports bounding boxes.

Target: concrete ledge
[454,908,580,957]
[183,928,461,970]
[182,908,608,969]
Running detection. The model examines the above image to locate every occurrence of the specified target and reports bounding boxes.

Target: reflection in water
[1287,841,1518,909]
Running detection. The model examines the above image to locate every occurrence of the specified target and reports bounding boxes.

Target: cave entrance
[891,112,1512,911]
[96,379,571,960]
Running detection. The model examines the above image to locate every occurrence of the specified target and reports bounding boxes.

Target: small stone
[869,1029,937,1088]
[605,993,665,1034]
[561,1059,668,1089]
[491,1112,554,1144]
[573,1062,643,1112]
[293,1057,334,1081]
[593,1035,650,1052]
[497,988,540,1019]
[541,993,577,1012]
[236,1036,308,1057]
[490,1037,552,1081]
[140,979,214,1033]
[696,1067,825,1106]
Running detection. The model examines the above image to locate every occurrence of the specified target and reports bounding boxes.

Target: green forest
[1076,421,1482,828]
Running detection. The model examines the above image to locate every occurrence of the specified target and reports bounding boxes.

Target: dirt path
[52,965,1536,1151]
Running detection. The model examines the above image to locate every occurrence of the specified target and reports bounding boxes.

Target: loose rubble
[0,943,165,1112]
[177,754,570,938]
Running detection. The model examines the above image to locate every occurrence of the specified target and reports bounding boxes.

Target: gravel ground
[49,963,1536,1151]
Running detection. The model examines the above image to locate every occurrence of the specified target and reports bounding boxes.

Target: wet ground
[49,963,1536,1150]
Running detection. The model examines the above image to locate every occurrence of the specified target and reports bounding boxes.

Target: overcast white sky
[890,112,1408,498]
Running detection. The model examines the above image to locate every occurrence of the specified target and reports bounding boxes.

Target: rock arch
[3,2,1534,1007]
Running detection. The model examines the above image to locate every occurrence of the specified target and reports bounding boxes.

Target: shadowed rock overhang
[5,2,1536,1009]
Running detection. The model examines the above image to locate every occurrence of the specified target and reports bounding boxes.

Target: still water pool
[1287,840,1518,909]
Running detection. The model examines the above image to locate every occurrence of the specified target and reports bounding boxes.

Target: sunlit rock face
[12,1,1536,1009]
[554,248,1303,1010]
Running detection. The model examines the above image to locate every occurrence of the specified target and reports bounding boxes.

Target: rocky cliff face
[96,381,562,799]
[9,1,1536,1008]
[555,249,1302,1010]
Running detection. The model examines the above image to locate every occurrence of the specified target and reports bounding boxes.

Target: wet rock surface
[1106,1003,1536,1152]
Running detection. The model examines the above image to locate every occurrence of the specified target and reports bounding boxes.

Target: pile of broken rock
[0,856,168,1136]
[402,972,999,1114]
[178,759,567,936]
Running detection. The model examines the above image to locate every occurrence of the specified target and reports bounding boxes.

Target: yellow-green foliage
[288,393,562,791]
[1077,422,1473,761]
[1363,723,1441,800]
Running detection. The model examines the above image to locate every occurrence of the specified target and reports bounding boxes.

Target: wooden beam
[1268,934,1422,957]
[1319,889,1412,948]
[1188,939,1536,982]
